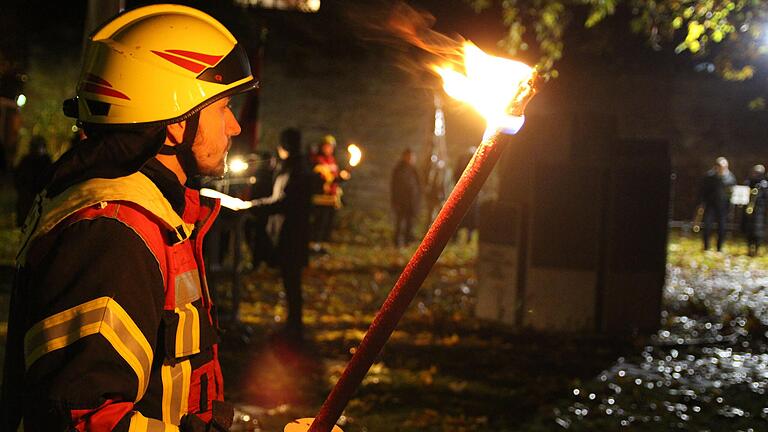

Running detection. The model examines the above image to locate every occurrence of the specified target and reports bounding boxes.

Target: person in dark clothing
[741,164,768,256]
[1,6,256,431]
[249,128,312,341]
[700,156,737,251]
[245,150,278,267]
[13,135,52,227]
[391,148,422,247]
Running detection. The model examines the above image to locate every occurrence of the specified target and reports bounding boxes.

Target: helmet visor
[197,44,252,85]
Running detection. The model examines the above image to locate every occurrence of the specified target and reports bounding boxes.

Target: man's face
[191,97,241,176]
[716,163,728,175]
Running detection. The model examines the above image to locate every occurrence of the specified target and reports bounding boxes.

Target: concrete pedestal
[476,113,669,335]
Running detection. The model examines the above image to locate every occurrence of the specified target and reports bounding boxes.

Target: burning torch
[347,143,362,169]
[337,143,362,182]
[286,41,538,432]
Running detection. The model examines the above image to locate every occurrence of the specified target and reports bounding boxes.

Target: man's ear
[165,120,186,145]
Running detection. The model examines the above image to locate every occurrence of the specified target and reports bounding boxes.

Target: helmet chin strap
[158,113,201,182]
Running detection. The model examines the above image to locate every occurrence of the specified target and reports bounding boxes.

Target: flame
[432,42,536,132]
[348,144,362,167]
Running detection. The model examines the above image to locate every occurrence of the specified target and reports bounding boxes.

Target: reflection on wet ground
[557,244,768,430]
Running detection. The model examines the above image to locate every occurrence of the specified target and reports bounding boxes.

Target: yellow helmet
[322,134,337,147]
[65,4,257,127]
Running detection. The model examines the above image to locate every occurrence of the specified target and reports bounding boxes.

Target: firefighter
[1,5,256,431]
[310,134,350,250]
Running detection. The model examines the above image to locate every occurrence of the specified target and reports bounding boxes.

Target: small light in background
[434,105,445,137]
[16,94,27,107]
[235,0,320,12]
[228,157,249,174]
[303,0,321,12]
[694,62,715,73]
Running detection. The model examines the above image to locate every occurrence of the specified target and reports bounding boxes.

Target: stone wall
[253,9,767,217]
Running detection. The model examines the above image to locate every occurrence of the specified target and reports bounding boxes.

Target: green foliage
[468,0,768,82]
[748,96,765,110]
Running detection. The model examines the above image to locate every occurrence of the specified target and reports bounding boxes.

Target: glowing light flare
[16,94,27,107]
[228,157,249,174]
[347,144,362,167]
[432,42,535,133]
[434,107,445,137]
[200,188,253,211]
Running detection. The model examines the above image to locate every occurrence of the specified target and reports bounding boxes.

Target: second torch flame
[432,41,536,134]
[347,144,362,167]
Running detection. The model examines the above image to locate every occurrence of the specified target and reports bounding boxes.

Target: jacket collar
[140,159,187,218]
[139,158,220,230]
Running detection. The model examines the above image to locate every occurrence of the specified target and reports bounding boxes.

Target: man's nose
[227,110,241,136]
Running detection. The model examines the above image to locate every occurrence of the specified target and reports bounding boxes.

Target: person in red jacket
[310,135,350,250]
[1,5,256,431]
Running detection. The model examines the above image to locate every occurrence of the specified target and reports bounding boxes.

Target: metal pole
[309,130,512,432]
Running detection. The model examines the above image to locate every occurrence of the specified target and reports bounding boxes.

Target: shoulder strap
[18,172,193,266]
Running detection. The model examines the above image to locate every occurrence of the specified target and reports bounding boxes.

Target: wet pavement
[556,249,768,430]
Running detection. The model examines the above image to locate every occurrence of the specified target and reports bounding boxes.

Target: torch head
[433,41,539,135]
[506,70,538,118]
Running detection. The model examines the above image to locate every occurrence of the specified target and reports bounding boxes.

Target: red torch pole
[308,129,512,432]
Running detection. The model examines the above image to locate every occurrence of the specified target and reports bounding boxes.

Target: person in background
[1,5,256,431]
[391,148,421,247]
[741,164,768,256]
[699,156,737,252]
[310,134,350,252]
[13,135,52,227]
[250,128,312,341]
[245,150,278,269]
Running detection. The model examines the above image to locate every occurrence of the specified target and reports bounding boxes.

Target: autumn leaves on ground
[214,209,632,432]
